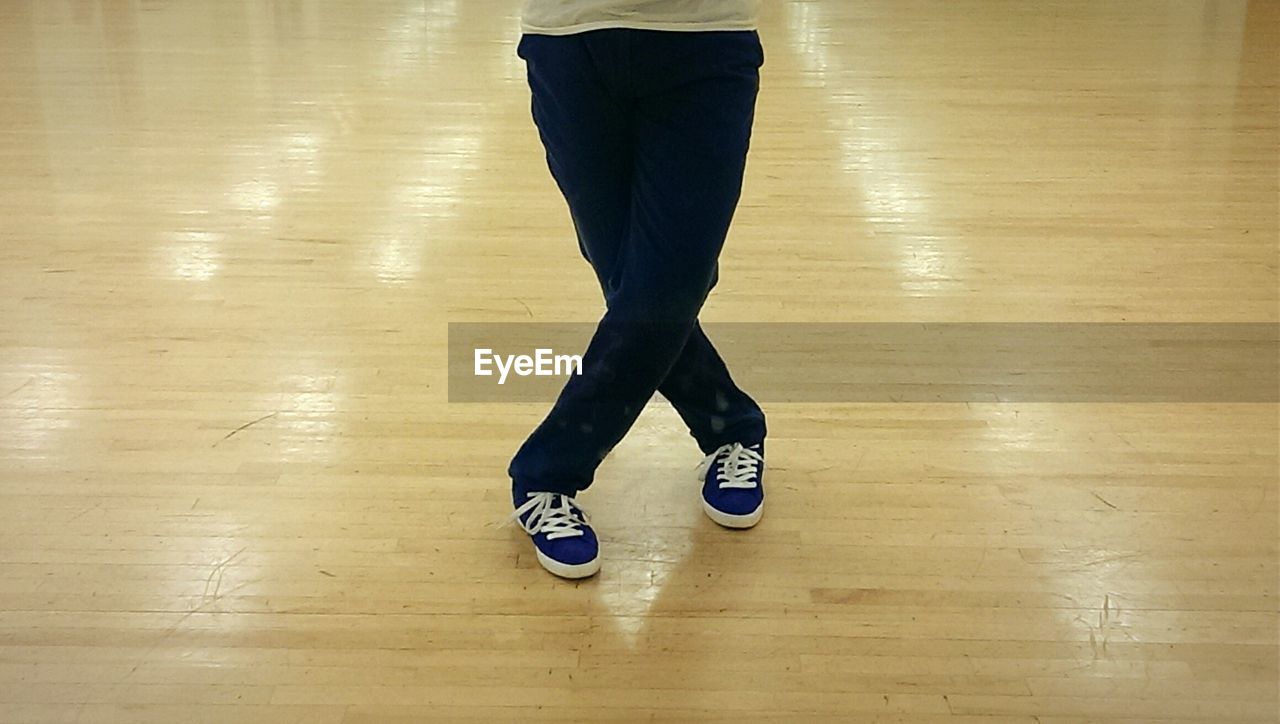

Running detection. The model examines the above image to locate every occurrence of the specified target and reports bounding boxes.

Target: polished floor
[0,0,1277,722]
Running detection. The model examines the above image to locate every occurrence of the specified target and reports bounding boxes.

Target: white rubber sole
[534,549,601,579]
[702,498,764,529]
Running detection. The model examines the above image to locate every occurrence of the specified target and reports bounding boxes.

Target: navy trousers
[510,29,767,499]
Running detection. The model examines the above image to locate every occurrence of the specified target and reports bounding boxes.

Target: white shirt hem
[521,19,757,35]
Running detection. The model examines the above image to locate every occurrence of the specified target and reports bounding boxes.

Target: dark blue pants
[510,29,767,499]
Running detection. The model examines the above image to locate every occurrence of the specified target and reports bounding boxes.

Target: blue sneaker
[508,492,601,579]
[698,442,765,528]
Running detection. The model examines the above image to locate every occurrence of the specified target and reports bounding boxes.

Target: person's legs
[510,29,765,497]
[511,31,633,501]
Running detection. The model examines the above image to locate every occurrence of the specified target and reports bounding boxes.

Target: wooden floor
[1,0,1277,721]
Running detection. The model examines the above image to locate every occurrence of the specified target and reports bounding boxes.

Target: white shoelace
[700,442,763,490]
[507,492,590,540]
